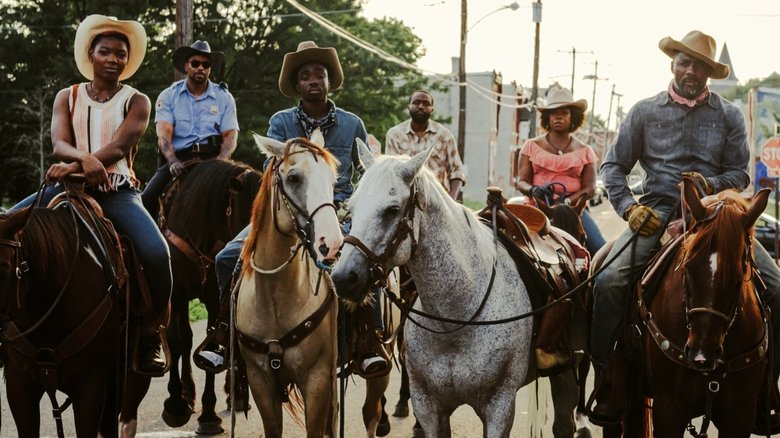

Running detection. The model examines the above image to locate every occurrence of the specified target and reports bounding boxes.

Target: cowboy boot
[194,286,233,374]
[137,333,167,374]
[754,377,780,434]
[587,362,623,426]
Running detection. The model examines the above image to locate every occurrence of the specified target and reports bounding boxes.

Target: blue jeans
[582,208,606,256]
[216,222,383,329]
[12,185,173,314]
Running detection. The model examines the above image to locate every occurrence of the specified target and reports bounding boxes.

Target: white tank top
[69,82,139,191]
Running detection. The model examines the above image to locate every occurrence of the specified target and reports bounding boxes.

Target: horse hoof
[574,427,593,438]
[392,402,409,417]
[161,405,194,428]
[376,411,391,437]
[196,420,225,435]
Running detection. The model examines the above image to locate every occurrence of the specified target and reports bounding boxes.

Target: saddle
[48,180,170,375]
[478,187,586,374]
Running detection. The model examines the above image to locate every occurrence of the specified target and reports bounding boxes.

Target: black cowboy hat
[173,40,225,74]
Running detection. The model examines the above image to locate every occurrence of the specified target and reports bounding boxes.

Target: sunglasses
[189,60,211,69]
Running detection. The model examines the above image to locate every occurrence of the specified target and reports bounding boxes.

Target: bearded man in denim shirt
[589,30,780,432]
[195,42,390,378]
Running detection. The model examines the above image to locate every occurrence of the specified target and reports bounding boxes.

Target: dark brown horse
[0,191,151,437]
[622,179,771,437]
[157,159,261,434]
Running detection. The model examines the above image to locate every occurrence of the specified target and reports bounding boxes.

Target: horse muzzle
[685,343,722,372]
[331,259,371,303]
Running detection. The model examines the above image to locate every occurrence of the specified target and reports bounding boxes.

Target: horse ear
[743,188,771,229]
[252,132,286,158]
[356,137,375,169]
[573,196,588,215]
[399,144,434,183]
[310,128,325,147]
[682,176,707,222]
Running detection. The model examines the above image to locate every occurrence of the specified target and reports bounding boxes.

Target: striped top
[69,82,139,191]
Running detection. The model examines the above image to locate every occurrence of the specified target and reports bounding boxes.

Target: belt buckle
[192,143,202,154]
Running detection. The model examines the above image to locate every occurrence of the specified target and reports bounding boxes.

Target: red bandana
[668,80,709,108]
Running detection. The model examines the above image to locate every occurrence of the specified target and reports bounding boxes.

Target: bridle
[252,140,337,274]
[342,181,421,285]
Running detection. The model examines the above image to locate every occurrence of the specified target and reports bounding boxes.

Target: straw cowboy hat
[278,41,344,98]
[173,40,225,74]
[658,30,729,80]
[73,14,147,81]
[537,87,588,112]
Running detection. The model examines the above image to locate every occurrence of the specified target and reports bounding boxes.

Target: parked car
[755,212,780,258]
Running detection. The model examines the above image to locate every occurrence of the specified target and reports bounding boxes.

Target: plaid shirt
[385,119,466,187]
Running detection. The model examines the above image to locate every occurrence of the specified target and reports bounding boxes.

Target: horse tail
[283,383,305,427]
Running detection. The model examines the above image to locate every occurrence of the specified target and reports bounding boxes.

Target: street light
[457,1,520,162]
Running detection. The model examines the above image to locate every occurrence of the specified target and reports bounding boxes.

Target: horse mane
[549,204,585,244]
[20,209,76,279]
[679,191,752,285]
[241,137,338,265]
[169,160,261,249]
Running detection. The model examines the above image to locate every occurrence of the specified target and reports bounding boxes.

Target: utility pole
[529,0,542,138]
[583,60,607,134]
[457,0,467,161]
[557,47,593,95]
[603,84,619,160]
[175,0,193,81]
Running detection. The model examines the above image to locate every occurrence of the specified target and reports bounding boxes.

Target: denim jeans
[216,222,383,329]
[12,185,173,314]
[590,206,673,366]
[582,208,606,255]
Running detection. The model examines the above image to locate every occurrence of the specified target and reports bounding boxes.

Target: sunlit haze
[362,0,780,119]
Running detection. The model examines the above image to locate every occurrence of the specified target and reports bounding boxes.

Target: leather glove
[625,204,662,236]
[530,185,548,200]
[681,171,713,195]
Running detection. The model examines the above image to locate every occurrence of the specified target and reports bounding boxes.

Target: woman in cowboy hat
[11,14,172,375]
[516,86,606,255]
[590,30,780,432]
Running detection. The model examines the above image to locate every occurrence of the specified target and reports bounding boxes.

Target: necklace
[546,133,572,155]
[87,82,122,103]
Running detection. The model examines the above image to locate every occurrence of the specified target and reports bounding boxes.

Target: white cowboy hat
[278,41,343,98]
[537,87,588,112]
[658,30,729,80]
[172,40,225,74]
[73,14,147,81]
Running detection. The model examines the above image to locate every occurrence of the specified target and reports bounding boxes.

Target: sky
[361,0,780,121]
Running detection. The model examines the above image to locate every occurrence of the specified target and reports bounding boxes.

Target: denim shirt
[268,105,368,204]
[601,90,749,218]
[155,80,239,151]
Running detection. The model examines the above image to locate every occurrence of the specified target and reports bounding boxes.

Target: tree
[0,0,430,203]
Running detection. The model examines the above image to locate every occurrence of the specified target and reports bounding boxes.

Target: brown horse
[157,159,261,433]
[0,189,151,437]
[623,178,771,437]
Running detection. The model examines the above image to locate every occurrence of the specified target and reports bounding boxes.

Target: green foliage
[0,0,431,201]
[189,298,208,322]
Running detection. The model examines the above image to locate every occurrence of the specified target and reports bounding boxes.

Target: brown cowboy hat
[536,87,588,113]
[278,41,344,98]
[73,14,147,81]
[173,40,225,74]
[658,30,729,80]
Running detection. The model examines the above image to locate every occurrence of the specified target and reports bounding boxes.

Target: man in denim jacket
[589,30,780,432]
[196,42,390,378]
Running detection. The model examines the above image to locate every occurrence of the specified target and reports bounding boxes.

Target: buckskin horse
[0,182,152,437]
[235,132,344,437]
[619,177,771,437]
[333,143,536,437]
[156,159,261,433]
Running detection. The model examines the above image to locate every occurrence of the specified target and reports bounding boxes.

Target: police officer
[141,40,239,216]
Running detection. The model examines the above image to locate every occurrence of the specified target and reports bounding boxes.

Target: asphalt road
[0,201,766,437]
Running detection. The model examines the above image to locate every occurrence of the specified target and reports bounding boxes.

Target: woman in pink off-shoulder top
[516,87,606,255]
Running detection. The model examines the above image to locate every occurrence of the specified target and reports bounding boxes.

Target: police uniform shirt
[155,80,239,151]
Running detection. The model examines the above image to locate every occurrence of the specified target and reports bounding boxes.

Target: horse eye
[383,205,401,218]
[286,173,301,185]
